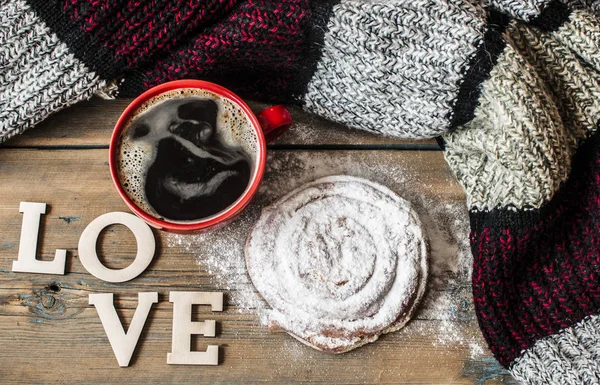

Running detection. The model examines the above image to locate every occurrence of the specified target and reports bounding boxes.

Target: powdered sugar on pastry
[245,175,429,353]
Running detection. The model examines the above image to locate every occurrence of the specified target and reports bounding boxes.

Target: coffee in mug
[116,88,259,223]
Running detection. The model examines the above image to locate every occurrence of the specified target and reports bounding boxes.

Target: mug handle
[257,105,293,143]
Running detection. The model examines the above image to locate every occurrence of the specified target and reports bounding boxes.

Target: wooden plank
[0,148,514,384]
[5,99,439,148]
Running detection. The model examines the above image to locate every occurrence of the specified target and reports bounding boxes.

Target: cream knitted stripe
[303,0,487,139]
[550,9,600,71]
[510,315,600,385]
[443,10,600,211]
[0,0,106,143]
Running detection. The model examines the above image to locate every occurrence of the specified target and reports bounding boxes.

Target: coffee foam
[117,88,259,223]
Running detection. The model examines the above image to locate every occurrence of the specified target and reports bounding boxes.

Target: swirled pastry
[245,175,429,353]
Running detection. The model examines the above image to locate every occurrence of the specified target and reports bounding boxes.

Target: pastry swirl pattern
[245,176,429,353]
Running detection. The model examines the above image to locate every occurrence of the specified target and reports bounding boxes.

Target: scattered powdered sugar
[470,341,485,359]
[426,203,473,281]
[166,150,487,358]
[411,200,486,359]
[167,212,266,313]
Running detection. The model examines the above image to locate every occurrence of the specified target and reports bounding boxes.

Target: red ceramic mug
[108,80,292,232]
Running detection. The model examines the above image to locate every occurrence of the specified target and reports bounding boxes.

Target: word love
[11,202,223,367]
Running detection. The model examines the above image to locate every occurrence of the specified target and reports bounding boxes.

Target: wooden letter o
[78,212,155,283]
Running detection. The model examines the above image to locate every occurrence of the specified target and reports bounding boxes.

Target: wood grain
[4,99,439,148]
[0,144,515,384]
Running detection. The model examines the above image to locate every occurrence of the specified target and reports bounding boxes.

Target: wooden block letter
[78,212,155,283]
[89,292,158,367]
[167,292,224,366]
[12,202,66,275]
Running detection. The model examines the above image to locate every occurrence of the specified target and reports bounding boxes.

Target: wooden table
[0,100,517,384]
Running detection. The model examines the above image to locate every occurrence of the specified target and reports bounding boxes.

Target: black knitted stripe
[435,136,446,150]
[291,0,342,105]
[529,0,572,32]
[119,71,146,97]
[449,10,509,129]
[24,0,123,81]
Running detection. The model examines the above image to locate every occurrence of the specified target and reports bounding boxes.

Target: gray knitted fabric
[487,0,552,20]
[511,315,600,385]
[443,9,600,211]
[0,0,106,143]
[486,0,600,20]
[303,0,487,138]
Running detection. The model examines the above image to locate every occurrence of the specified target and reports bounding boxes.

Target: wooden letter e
[168,292,223,365]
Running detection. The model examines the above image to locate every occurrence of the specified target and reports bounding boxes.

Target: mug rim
[108,79,267,231]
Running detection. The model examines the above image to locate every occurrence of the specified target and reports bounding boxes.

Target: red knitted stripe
[61,0,310,84]
[137,1,310,100]
[470,129,600,367]
[63,0,249,67]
